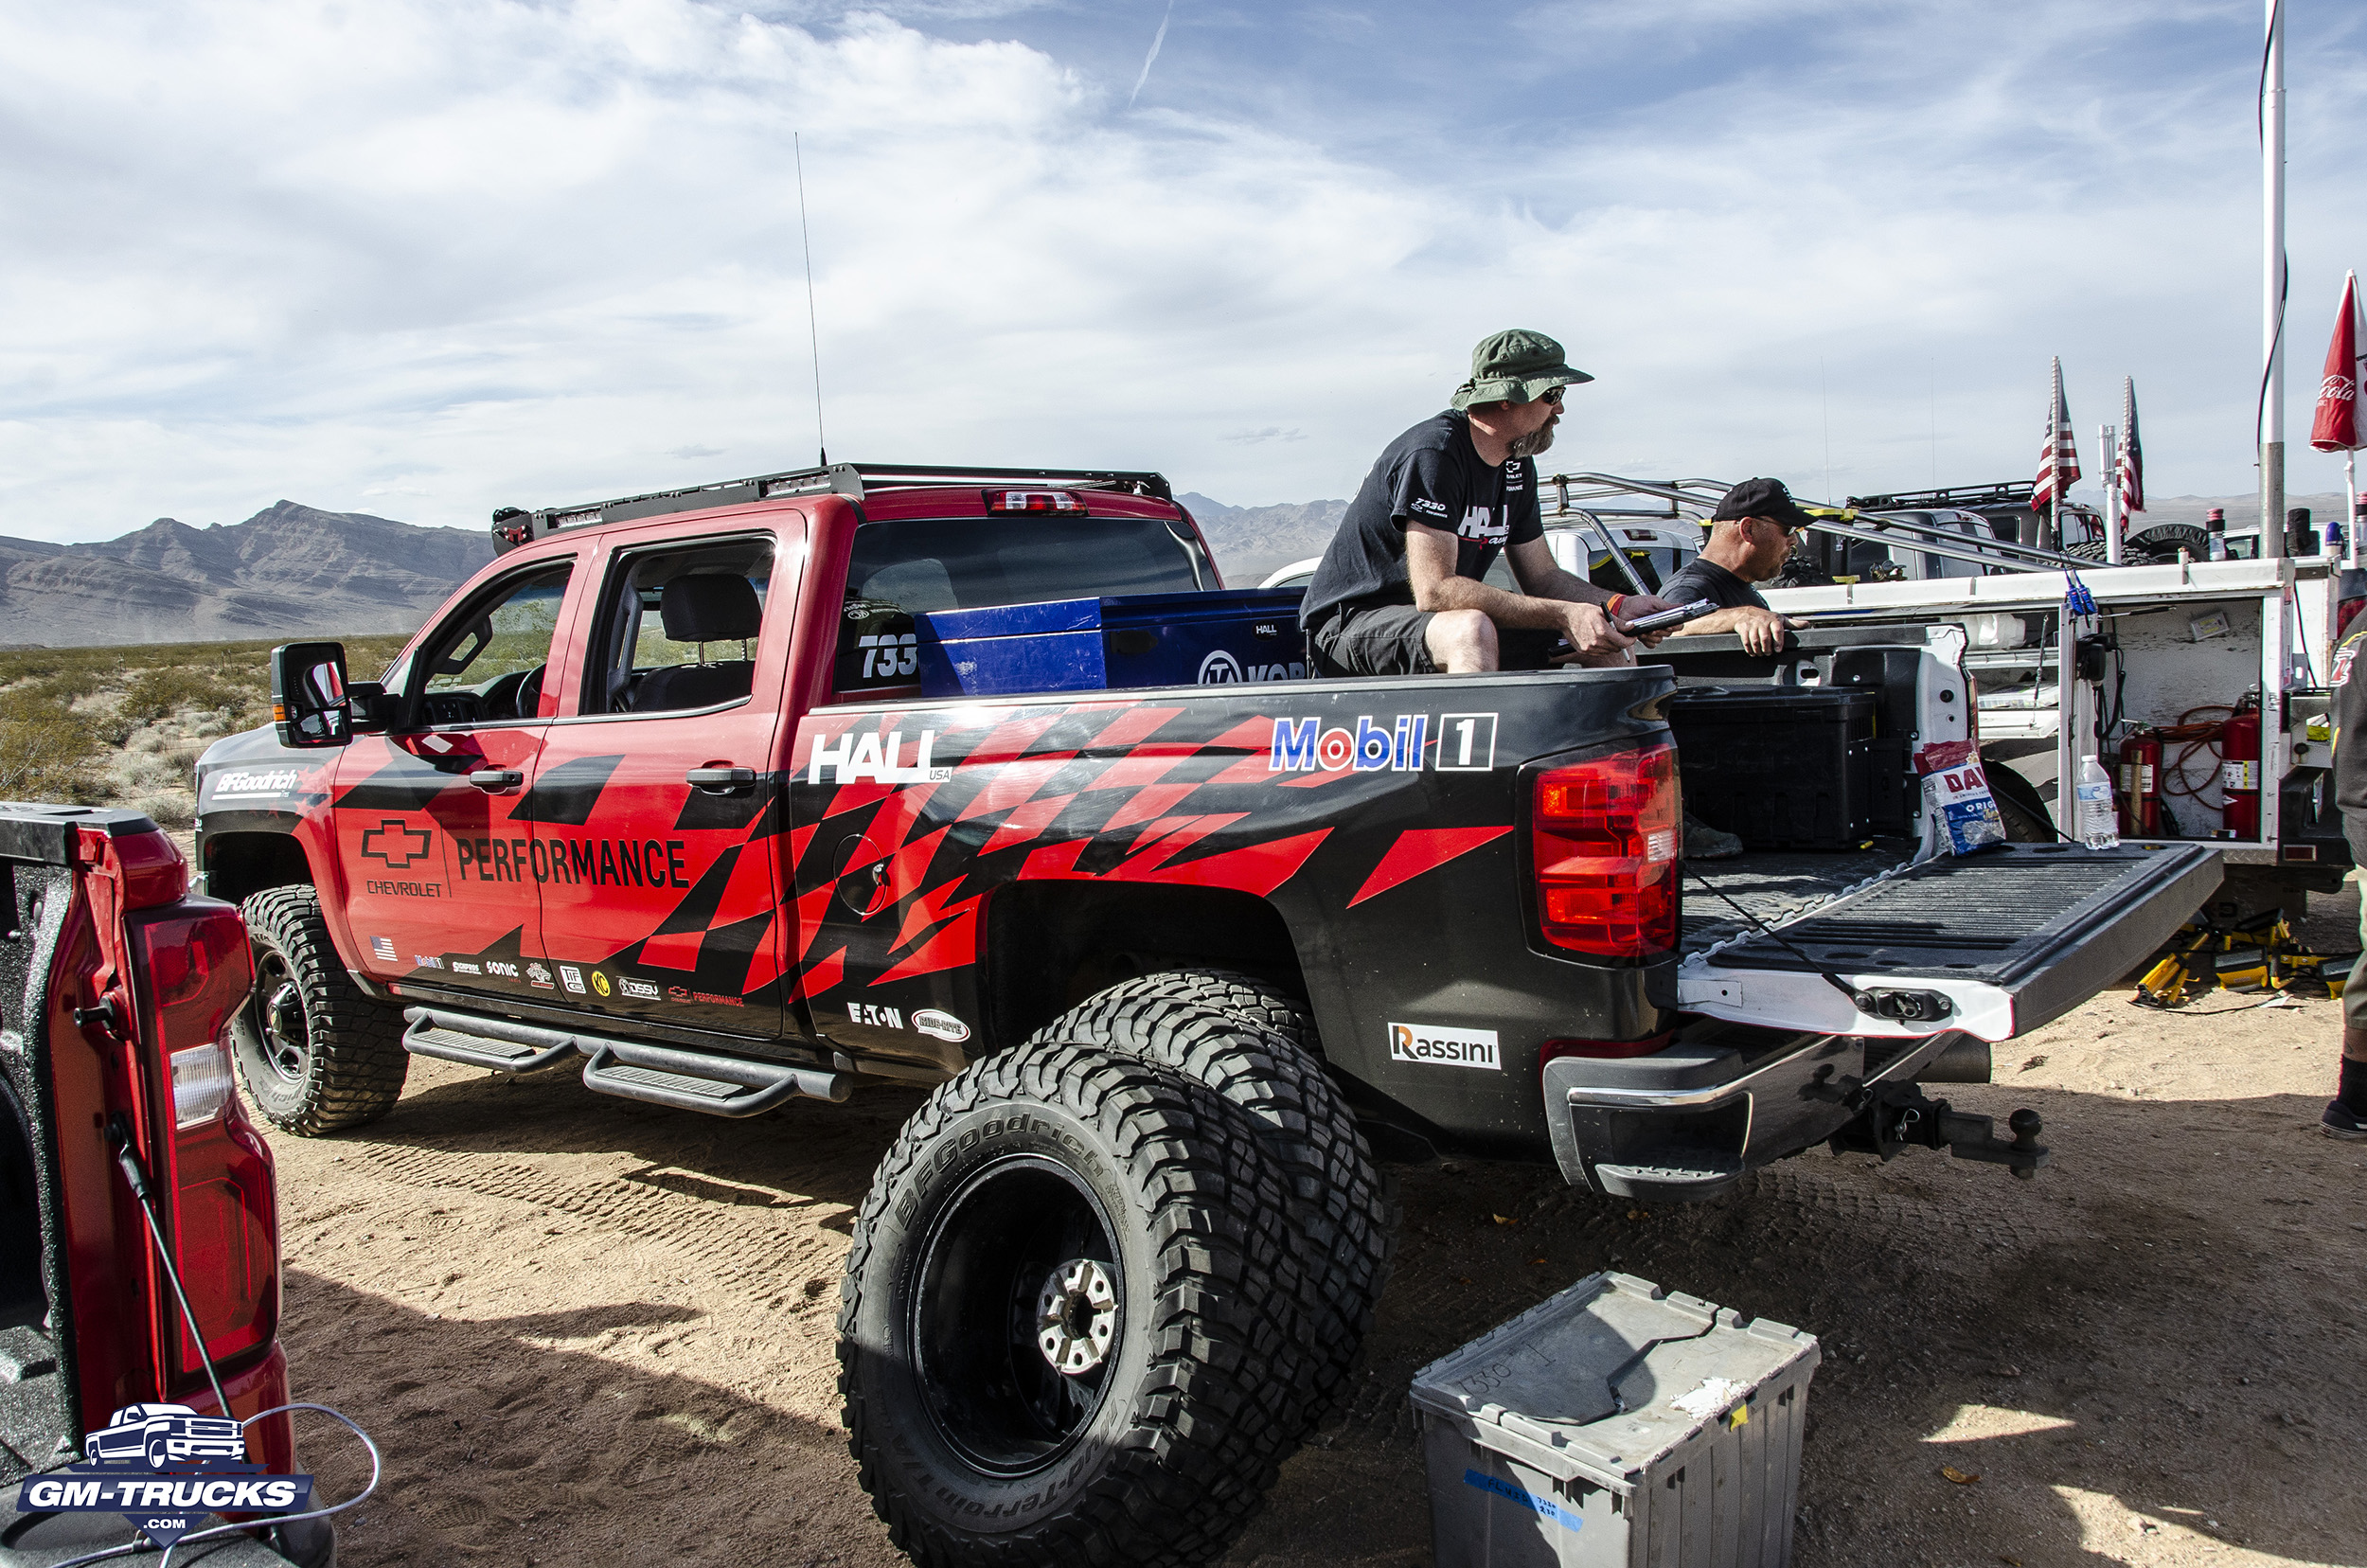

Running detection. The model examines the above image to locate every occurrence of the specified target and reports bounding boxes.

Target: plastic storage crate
[1664,688,1875,849]
[1409,1273,1820,1568]
[914,589,1307,698]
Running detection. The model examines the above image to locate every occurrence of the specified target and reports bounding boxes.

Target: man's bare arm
[1669,603,1798,656]
[1404,525,1593,626]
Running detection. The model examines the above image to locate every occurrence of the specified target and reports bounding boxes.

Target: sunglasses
[1538,386,1565,406]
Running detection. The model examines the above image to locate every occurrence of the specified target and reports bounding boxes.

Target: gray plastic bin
[1408,1273,1820,1568]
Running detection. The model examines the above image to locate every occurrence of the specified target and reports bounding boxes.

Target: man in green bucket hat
[1300,328,1682,677]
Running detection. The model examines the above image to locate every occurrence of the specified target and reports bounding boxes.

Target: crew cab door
[1676,842,2219,1040]
[333,558,578,1003]
[526,523,792,1038]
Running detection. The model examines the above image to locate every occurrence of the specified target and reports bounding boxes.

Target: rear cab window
[834,500,1213,703]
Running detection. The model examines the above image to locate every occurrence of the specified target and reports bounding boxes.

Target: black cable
[1683,864,1866,1010]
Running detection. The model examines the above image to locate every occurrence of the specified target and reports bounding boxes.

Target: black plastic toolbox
[1666,687,1876,849]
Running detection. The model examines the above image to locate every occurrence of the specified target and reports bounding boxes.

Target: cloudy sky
[4,0,2364,543]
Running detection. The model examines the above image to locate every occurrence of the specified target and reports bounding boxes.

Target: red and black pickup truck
[192,461,2216,1568]
[1,805,329,1568]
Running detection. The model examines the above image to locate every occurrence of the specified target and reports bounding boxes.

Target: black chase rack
[490,462,1176,553]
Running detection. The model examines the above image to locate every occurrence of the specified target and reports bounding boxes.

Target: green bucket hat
[1450,328,1593,411]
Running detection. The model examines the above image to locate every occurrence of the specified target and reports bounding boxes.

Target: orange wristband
[1607,594,1626,619]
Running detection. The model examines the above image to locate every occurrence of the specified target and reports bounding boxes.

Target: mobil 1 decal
[1267,712,1497,773]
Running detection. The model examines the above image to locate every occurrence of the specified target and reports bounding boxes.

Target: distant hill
[1,502,496,648]
[1180,493,1347,583]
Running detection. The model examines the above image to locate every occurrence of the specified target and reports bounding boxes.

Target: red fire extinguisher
[2118,732,2162,836]
[2220,703,2262,839]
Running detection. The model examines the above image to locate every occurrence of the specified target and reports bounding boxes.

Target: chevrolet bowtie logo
[359,819,433,869]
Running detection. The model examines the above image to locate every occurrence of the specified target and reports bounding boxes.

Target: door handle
[469,769,524,793]
[686,766,757,793]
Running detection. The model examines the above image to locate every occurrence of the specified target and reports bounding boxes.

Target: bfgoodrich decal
[1388,1022,1501,1071]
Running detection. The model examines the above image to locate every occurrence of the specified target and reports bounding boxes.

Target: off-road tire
[839,1042,1315,1568]
[228,885,407,1135]
[1030,969,1396,1433]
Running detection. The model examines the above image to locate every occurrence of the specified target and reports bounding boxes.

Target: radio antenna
[794,132,828,467]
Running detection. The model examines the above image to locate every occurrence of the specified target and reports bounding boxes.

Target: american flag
[2032,356,2080,510]
[2116,376,2144,515]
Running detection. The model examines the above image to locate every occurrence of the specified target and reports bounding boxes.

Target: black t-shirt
[1656,557,1768,613]
[1300,412,1543,630]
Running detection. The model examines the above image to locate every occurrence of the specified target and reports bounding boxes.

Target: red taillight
[985,489,1087,514]
[1533,744,1680,956]
[132,900,277,1377]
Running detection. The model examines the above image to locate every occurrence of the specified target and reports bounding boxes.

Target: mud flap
[1676,842,2220,1042]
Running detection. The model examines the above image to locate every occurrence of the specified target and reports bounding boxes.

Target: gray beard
[1506,422,1557,458]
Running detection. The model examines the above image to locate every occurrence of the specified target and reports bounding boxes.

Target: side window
[586,537,772,717]
[415,561,574,726]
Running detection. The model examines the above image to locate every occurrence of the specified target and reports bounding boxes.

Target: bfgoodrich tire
[1033,969,1396,1432]
[839,1042,1314,1568]
[227,885,407,1135]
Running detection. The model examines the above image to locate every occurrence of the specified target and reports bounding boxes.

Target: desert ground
[216,868,2367,1568]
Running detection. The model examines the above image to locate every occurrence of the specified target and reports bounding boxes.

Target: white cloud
[0,0,2361,543]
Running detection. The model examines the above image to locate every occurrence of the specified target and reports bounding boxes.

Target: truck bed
[1681,841,1914,954]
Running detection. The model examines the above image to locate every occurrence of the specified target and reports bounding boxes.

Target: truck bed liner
[1681,842,1913,953]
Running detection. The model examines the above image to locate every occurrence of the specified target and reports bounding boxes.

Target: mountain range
[0,502,497,648]
[10,486,2354,648]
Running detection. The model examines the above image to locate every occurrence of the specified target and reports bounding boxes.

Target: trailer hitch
[1829,1084,2049,1179]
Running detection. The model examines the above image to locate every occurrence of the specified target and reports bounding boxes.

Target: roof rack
[1842,480,2039,511]
[490,461,1175,553]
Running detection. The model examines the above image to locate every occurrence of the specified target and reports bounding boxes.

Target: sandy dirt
[250,893,2367,1568]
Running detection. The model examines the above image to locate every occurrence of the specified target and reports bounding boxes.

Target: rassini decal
[1388,1022,1501,1071]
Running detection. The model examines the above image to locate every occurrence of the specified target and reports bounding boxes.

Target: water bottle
[2074,756,2120,848]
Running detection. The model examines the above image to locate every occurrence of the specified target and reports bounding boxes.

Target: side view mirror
[271,641,353,749]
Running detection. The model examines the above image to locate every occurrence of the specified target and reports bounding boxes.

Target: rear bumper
[1542,1026,1966,1201]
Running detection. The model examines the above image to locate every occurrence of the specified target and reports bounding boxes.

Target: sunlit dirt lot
[252,900,2367,1568]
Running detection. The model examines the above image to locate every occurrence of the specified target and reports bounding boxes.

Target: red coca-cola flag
[2311,271,2361,452]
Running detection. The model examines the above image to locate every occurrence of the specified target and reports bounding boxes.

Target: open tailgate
[1676,842,2220,1041]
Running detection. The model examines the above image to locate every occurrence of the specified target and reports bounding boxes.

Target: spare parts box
[915,589,1307,698]
[1409,1272,1820,1568]
[1665,688,1876,849]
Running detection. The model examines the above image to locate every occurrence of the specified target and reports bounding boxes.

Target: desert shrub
[0,716,102,803]
[131,793,195,829]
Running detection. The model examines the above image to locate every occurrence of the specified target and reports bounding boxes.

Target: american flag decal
[371,935,397,961]
[2032,355,2081,511]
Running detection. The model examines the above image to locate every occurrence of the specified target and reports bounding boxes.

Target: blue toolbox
[915,589,1308,697]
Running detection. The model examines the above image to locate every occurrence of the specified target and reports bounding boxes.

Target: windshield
[836,513,1212,699]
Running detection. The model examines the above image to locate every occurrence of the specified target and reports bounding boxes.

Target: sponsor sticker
[559,965,586,994]
[526,963,555,989]
[618,977,661,1001]
[1434,713,1498,772]
[205,768,304,802]
[413,954,444,970]
[1270,714,1452,774]
[692,991,746,1007]
[12,1401,316,1550]
[591,972,612,997]
[667,985,692,1002]
[1197,650,1243,684]
[485,961,522,980]
[451,961,483,975]
[913,1008,971,1044]
[364,880,442,899]
[1388,1022,1501,1071]
[370,935,396,961]
[848,1003,905,1029]
[807,728,953,786]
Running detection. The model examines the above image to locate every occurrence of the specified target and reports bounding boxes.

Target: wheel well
[204,832,313,906]
[985,883,1306,1046]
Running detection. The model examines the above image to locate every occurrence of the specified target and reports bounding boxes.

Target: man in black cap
[1300,328,1680,676]
[1658,477,1812,657]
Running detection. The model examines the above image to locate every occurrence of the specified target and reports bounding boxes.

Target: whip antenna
[795,132,828,467]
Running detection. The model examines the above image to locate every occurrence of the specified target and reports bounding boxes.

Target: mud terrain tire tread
[839,1042,1314,1568]
[233,884,407,1135]
[1031,969,1397,1432]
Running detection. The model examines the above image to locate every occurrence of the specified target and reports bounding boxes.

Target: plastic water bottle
[2074,756,2120,848]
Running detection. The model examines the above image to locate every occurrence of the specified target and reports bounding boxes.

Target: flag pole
[2352,270,2363,568]
[2262,0,2287,560]
[2101,425,2122,563]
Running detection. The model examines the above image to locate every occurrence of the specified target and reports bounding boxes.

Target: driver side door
[332,557,579,1005]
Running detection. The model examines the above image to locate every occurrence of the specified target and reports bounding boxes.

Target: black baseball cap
[1713,477,1816,532]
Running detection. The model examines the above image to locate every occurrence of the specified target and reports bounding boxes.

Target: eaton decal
[808,729,953,785]
[1388,1022,1501,1071]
